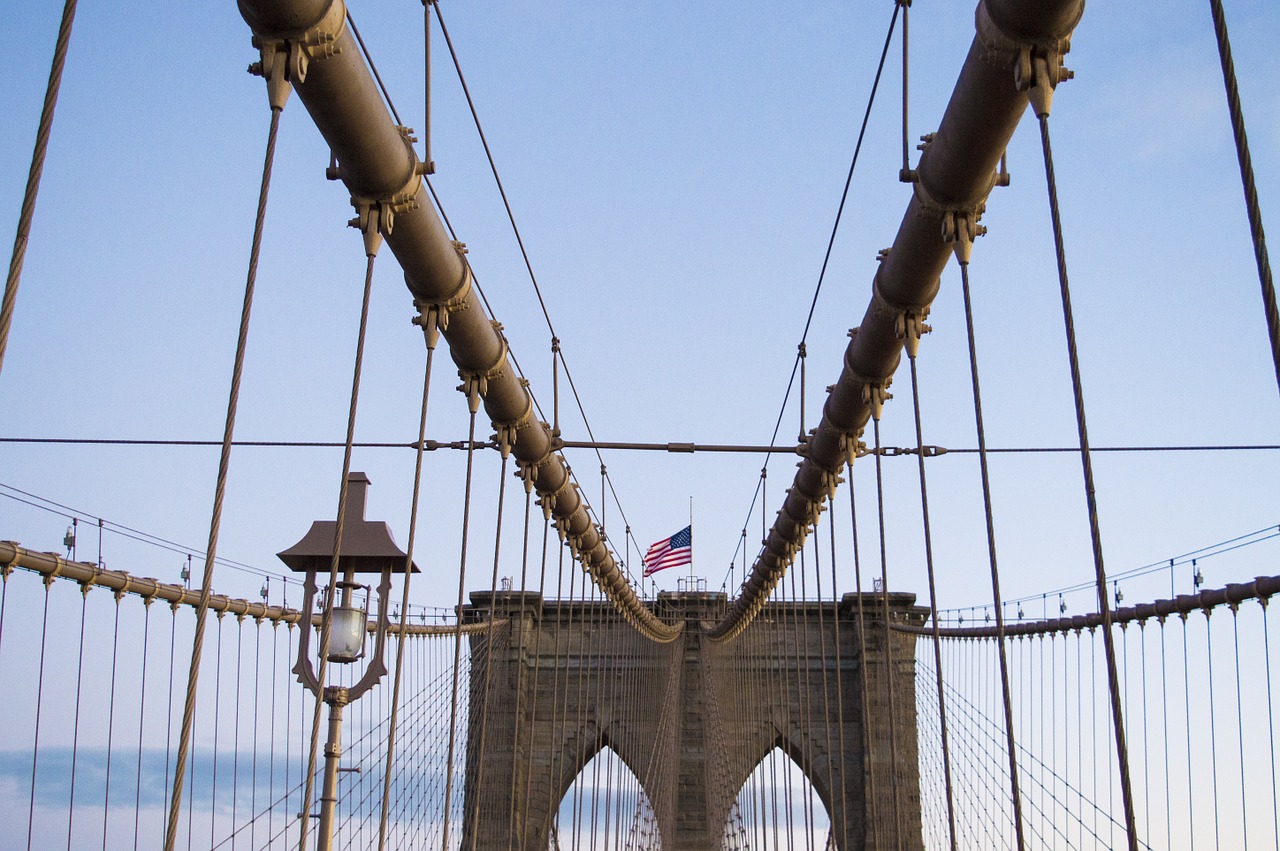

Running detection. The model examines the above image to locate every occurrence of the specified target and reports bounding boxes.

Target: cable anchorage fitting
[412,244,472,334]
[975,0,1075,116]
[411,300,441,349]
[870,265,932,358]
[245,0,346,109]
[941,209,986,266]
[455,320,510,411]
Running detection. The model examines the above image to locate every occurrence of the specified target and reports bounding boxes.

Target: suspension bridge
[1,0,1278,849]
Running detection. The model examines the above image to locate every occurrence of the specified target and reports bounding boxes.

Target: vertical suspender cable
[467,453,510,851]
[209,614,224,849]
[1206,611,1223,851]
[826,516,850,845]
[132,600,153,849]
[66,586,89,851]
[441,404,480,851]
[957,260,1026,850]
[230,615,243,842]
[844,465,880,851]
[899,0,911,181]
[506,477,533,849]
[25,580,52,851]
[1035,109,1138,849]
[298,249,379,851]
[906,351,959,851]
[376,320,437,851]
[1231,606,1250,848]
[164,101,284,851]
[0,0,79,378]
[871,418,905,848]
[1206,0,1280,398]
[102,593,123,851]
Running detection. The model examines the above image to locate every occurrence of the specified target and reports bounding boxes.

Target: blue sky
[2,0,1278,618]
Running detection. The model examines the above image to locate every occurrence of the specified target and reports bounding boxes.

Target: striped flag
[643,525,692,577]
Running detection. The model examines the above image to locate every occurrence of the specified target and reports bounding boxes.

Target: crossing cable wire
[1036,107,1139,849]
[375,319,439,851]
[295,249,379,851]
[905,345,959,851]
[0,0,79,378]
[163,101,283,851]
[1207,0,1280,398]
[937,524,1280,619]
[731,4,901,571]
[347,9,650,596]
[428,4,647,573]
[958,258,1027,851]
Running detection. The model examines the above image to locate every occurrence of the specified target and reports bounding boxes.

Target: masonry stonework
[459,591,927,851]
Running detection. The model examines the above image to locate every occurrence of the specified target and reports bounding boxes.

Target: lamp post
[278,472,418,851]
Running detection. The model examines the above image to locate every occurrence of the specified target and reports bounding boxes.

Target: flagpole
[689,496,694,587]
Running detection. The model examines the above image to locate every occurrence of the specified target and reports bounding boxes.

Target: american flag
[643,525,692,577]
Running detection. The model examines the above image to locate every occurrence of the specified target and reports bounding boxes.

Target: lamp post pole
[317,685,349,851]
[277,472,417,851]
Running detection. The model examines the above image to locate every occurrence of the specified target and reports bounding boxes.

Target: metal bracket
[455,322,510,410]
[246,0,345,106]
[940,208,986,265]
[975,0,1075,113]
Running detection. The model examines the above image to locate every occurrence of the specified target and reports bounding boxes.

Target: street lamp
[277,472,419,851]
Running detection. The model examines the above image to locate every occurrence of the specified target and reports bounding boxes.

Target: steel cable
[871,418,905,849]
[958,259,1027,850]
[1037,109,1139,849]
[729,4,901,574]
[906,351,959,850]
[440,405,480,851]
[375,323,438,851]
[295,249,379,851]
[1206,0,1280,398]
[65,588,89,851]
[164,103,283,851]
[0,0,79,378]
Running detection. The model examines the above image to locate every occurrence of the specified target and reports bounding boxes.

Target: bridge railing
[907,576,1280,851]
[0,540,489,851]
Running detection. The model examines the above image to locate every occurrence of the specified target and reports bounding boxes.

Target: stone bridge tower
[459,591,927,851]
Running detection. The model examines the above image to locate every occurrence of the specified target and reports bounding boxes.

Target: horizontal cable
[6,435,1279,454]
[939,524,1280,615]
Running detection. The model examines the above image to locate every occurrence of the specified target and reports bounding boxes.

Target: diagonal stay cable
[0,0,80,379]
[421,13,654,585]
[730,3,901,571]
